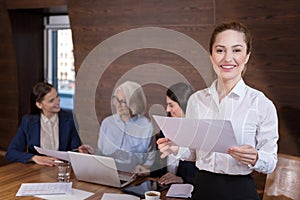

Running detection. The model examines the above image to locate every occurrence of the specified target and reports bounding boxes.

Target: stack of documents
[152,115,237,153]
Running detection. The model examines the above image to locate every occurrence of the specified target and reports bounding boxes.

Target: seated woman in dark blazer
[157,82,197,185]
[6,82,81,166]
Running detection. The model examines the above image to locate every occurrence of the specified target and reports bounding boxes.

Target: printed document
[35,188,94,200]
[16,182,72,196]
[152,115,238,153]
[34,146,70,161]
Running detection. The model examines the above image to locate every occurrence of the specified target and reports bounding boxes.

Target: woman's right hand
[157,138,179,158]
[78,144,94,154]
[157,172,183,185]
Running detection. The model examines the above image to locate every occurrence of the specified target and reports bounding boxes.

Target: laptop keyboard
[119,173,133,182]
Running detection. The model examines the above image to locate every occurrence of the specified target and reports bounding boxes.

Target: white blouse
[178,79,278,175]
[40,113,59,150]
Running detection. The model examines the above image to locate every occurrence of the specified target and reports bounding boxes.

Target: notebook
[68,151,135,188]
[166,183,194,198]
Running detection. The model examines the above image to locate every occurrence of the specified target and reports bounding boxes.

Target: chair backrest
[263,153,300,200]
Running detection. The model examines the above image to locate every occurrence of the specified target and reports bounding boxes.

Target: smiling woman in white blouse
[157,21,279,200]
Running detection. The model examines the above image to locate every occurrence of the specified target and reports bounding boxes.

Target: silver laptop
[68,151,135,188]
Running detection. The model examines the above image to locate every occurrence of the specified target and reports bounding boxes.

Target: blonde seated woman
[79,81,155,176]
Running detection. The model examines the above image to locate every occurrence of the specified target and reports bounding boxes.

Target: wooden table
[0,162,184,200]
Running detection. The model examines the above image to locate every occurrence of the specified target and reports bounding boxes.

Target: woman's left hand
[228,144,258,166]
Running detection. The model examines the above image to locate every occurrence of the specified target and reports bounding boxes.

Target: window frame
[44,15,75,110]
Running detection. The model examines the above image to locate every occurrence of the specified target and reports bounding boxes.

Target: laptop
[68,151,136,188]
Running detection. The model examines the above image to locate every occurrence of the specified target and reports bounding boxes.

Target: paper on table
[166,183,193,198]
[16,182,72,196]
[35,188,94,200]
[34,146,70,161]
[101,193,140,200]
[152,115,238,153]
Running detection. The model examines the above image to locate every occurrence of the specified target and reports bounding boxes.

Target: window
[44,16,75,110]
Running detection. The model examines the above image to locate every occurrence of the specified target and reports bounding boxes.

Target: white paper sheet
[101,193,140,200]
[16,182,72,196]
[34,146,70,161]
[166,183,193,198]
[35,188,94,200]
[152,115,238,153]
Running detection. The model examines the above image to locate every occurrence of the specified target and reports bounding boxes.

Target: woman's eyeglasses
[112,96,127,106]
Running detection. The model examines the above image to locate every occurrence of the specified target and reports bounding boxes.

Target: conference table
[0,162,184,200]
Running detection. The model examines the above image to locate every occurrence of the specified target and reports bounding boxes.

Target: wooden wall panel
[215,0,300,158]
[215,0,299,25]
[68,0,215,145]
[9,10,44,121]
[68,0,215,71]
[0,0,18,150]
[0,0,64,151]
[214,1,300,195]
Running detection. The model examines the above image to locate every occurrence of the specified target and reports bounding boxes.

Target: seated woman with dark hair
[157,82,197,185]
[6,82,81,166]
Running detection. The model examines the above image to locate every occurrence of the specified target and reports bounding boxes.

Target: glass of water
[57,162,72,182]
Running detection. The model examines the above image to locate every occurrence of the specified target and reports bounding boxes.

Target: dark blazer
[6,110,81,163]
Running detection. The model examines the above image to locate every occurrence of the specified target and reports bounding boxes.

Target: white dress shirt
[178,79,278,175]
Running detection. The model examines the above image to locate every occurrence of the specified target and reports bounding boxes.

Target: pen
[74,145,94,154]
[130,173,137,179]
[54,160,64,164]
